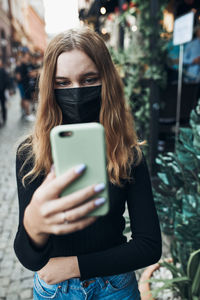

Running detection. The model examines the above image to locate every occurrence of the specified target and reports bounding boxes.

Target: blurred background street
[0,91,33,300]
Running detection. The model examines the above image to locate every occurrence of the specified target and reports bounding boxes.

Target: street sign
[173,11,194,46]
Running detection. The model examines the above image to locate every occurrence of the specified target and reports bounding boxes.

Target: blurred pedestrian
[15,57,25,106]
[5,57,16,95]
[15,52,35,122]
[0,57,10,125]
[183,25,200,83]
[28,54,41,113]
[14,28,161,299]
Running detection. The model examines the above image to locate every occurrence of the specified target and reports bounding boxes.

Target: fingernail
[95,197,106,206]
[75,164,86,174]
[94,183,105,193]
[50,164,55,172]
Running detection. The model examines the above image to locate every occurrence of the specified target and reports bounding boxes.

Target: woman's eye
[55,81,70,87]
[83,77,99,84]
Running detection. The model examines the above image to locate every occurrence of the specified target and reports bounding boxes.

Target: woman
[14,28,162,299]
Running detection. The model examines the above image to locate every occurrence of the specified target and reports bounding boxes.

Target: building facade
[9,0,47,55]
[0,0,12,62]
[24,3,46,52]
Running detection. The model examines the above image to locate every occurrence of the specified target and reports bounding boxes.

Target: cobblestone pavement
[0,91,34,299]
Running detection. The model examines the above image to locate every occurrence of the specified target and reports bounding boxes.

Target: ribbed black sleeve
[14,149,53,271]
[14,147,162,279]
[77,156,162,280]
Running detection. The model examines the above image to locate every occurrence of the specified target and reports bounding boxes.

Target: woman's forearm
[67,256,81,278]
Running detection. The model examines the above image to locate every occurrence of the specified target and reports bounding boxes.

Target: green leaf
[191,263,200,296]
[160,261,183,278]
[157,172,169,185]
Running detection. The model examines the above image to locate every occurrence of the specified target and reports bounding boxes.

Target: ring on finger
[61,212,69,224]
[61,212,65,223]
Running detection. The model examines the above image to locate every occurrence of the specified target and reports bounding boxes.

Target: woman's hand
[23,164,105,247]
[37,256,80,284]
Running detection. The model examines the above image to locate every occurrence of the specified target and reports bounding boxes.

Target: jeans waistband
[35,273,107,292]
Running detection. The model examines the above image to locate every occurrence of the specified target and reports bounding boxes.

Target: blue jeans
[33,271,141,299]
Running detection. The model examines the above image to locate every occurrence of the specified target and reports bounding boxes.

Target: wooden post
[119,0,125,49]
[149,0,160,176]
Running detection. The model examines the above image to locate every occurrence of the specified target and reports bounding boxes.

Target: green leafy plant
[109,46,151,143]
[152,100,200,298]
[149,249,200,300]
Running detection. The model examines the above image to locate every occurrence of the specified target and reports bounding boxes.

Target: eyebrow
[55,72,99,80]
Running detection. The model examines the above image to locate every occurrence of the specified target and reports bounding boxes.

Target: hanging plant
[109,0,168,151]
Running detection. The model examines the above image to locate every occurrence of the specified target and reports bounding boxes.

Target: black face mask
[54,85,102,124]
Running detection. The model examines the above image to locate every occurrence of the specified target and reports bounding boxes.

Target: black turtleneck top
[14,147,162,280]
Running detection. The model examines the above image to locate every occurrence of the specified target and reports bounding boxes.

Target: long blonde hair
[19,28,142,186]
